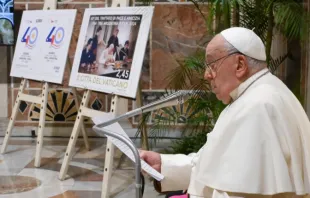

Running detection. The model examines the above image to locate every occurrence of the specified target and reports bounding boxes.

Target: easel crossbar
[80,106,111,118]
[18,93,42,104]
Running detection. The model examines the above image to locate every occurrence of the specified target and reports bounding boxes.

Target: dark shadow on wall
[284,39,302,104]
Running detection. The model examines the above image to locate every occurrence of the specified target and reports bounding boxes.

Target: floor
[0,137,166,198]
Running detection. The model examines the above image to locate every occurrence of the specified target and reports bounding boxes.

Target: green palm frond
[134,112,151,138]
[273,0,309,41]
[150,89,224,135]
[238,0,269,43]
[166,51,206,90]
[268,53,290,73]
[183,50,206,72]
[170,131,208,154]
[165,62,194,90]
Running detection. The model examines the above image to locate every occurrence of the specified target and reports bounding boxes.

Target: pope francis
[139,27,310,198]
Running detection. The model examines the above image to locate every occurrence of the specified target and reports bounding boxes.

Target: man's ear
[236,55,248,78]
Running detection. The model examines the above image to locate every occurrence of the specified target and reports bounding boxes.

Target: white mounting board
[10,10,76,84]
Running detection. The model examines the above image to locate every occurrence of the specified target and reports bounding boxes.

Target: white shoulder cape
[192,73,310,195]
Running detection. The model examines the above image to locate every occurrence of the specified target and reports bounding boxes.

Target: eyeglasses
[205,52,240,74]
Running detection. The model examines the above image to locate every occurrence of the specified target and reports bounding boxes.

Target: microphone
[95,90,194,128]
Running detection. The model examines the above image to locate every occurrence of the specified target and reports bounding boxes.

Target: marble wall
[151,4,208,89]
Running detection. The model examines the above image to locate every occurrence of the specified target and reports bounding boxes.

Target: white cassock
[159,68,310,198]
[98,48,115,65]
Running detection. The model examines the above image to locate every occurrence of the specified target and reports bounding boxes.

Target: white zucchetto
[220,27,266,61]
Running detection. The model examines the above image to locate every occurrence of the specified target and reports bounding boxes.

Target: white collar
[229,68,269,101]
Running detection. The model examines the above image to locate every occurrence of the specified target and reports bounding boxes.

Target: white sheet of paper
[92,113,164,181]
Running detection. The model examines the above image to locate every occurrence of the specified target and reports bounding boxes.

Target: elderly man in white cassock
[139,27,310,198]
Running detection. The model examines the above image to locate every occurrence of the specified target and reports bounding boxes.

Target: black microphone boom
[95,90,193,128]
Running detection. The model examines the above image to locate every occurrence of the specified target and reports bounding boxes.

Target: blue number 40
[46,27,56,42]
[21,27,30,43]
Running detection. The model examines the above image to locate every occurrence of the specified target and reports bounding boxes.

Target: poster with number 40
[10,10,76,84]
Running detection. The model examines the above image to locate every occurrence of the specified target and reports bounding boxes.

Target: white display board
[69,7,154,99]
[10,10,76,84]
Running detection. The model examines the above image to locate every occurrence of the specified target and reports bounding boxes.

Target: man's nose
[204,69,213,81]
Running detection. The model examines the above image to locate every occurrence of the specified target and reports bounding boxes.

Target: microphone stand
[92,126,142,198]
[95,90,192,128]
[92,90,193,198]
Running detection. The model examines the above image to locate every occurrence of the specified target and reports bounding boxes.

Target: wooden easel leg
[1,79,27,154]
[34,82,49,167]
[80,124,89,150]
[72,88,90,151]
[59,90,92,180]
[101,140,115,198]
[101,95,119,198]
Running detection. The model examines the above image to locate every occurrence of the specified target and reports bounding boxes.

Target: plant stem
[215,2,221,33]
[232,1,240,26]
[223,0,231,28]
[136,83,149,150]
[188,0,208,29]
[266,2,274,64]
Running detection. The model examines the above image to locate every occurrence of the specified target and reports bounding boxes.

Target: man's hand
[139,150,162,173]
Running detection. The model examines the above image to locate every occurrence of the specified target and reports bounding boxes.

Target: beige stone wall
[151,4,208,89]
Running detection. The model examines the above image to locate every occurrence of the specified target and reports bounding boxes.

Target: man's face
[87,42,92,50]
[114,30,119,36]
[204,35,242,104]
[125,43,129,49]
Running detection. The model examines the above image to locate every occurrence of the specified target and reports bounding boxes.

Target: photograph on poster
[69,7,154,99]
[78,15,141,79]
[10,10,76,84]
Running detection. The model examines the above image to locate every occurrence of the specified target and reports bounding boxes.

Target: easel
[1,0,89,168]
[59,0,130,197]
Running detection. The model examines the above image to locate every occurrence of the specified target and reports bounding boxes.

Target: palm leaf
[238,0,269,43]
[273,0,309,41]
[268,53,290,73]
[165,62,194,90]
[165,50,206,90]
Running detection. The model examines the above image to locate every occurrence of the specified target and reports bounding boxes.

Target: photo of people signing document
[78,15,140,80]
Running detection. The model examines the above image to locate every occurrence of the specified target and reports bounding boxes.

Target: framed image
[69,7,154,99]
[10,10,76,84]
[0,0,14,45]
